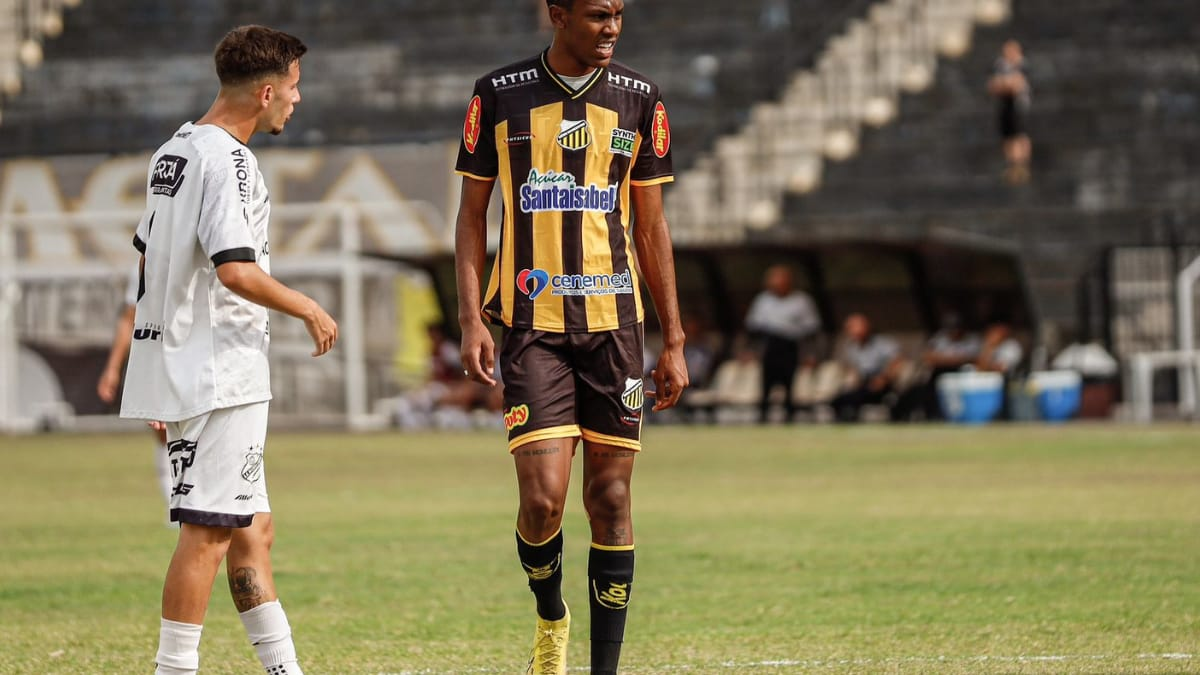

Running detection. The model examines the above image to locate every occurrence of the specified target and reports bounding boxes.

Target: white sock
[239,600,303,675]
[155,618,202,675]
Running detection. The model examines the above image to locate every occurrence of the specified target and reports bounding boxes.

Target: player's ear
[258,82,274,110]
[548,5,568,29]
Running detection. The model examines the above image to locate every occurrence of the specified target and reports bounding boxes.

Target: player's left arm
[631,182,689,411]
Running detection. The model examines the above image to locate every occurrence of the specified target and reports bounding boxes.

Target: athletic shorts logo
[462,95,483,154]
[241,448,263,483]
[593,580,631,609]
[557,120,591,151]
[609,128,636,157]
[517,269,550,300]
[150,155,188,197]
[522,552,561,581]
[167,439,197,483]
[651,102,671,158]
[621,378,644,412]
[504,404,530,431]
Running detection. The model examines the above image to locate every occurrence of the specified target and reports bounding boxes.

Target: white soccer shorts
[165,401,271,528]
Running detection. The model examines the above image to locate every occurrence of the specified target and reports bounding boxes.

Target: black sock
[589,545,634,674]
[516,529,566,621]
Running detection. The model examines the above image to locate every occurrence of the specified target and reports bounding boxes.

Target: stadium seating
[779,0,1200,338]
[0,0,870,168]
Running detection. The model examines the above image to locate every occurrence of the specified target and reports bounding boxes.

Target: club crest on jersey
[463,95,483,154]
[609,128,636,157]
[556,120,591,151]
[621,378,644,412]
[517,269,550,300]
[150,155,188,197]
[652,102,671,158]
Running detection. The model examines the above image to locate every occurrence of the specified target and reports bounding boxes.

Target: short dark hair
[213,25,307,87]
[546,0,574,9]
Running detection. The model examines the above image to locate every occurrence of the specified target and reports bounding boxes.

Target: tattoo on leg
[602,526,630,547]
[589,450,636,459]
[517,446,560,457]
[229,566,266,612]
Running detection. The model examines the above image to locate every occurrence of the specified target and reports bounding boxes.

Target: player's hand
[96,367,120,404]
[460,319,496,386]
[649,346,689,411]
[304,302,339,357]
[148,421,166,432]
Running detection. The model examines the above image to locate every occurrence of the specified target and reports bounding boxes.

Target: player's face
[554,0,623,72]
[259,60,301,136]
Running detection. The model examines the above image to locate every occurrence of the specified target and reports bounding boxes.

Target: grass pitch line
[385,653,1196,674]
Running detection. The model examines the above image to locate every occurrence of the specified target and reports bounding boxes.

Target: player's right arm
[454,177,497,386]
[453,79,500,386]
[215,262,337,357]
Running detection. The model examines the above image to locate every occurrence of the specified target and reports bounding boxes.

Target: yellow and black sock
[589,544,634,674]
[516,528,566,621]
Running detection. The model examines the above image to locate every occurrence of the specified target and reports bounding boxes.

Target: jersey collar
[540,50,605,100]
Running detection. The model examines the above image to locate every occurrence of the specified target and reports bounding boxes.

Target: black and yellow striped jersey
[455,50,674,333]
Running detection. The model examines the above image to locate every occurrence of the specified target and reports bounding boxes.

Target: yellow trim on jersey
[509,424,582,453]
[630,176,675,187]
[518,526,563,547]
[529,102,567,330]
[455,170,498,182]
[541,51,605,99]
[590,542,636,552]
[584,103,621,331]
[494,119,515,325]
[580,429,642,451]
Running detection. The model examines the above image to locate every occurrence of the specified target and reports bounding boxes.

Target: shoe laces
[531,626,566,671]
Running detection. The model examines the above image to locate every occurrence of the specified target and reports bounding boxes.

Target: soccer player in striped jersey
[454,1,689,672]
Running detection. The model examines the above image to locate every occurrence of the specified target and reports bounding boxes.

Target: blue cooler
[1028,370,1082,422]
[937,371,1004,424]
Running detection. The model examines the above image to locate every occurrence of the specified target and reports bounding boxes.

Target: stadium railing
[0,201,421,433]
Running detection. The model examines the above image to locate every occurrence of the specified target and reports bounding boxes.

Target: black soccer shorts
[499,323,645,452]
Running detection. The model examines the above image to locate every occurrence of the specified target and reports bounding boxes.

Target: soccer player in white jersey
[120,25,338,675]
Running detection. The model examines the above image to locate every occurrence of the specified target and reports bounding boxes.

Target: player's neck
[195,97,256,145]
[545,41,597,78]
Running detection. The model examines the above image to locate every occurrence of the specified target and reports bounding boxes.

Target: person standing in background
[745,265,820,424]
[97,262,172,513]
[989,39,1032,184]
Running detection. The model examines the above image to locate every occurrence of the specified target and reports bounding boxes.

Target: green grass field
[1,424,1198,674]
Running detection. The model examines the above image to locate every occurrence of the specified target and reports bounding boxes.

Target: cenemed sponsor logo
[518,267,634,298]
[520,169,618,214]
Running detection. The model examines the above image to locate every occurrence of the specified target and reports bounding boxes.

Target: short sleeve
[197,152,256,266]
[630,89,673,187]
[454,78,499,182]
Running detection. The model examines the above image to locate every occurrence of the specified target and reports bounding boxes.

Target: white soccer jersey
[121,122,273,422]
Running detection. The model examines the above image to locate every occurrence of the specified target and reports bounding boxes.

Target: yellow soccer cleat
[524,603,570,675]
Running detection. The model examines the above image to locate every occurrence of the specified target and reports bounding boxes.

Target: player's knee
[519,492,564,531]
[255,513,275,549]
[584,478,631,523]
